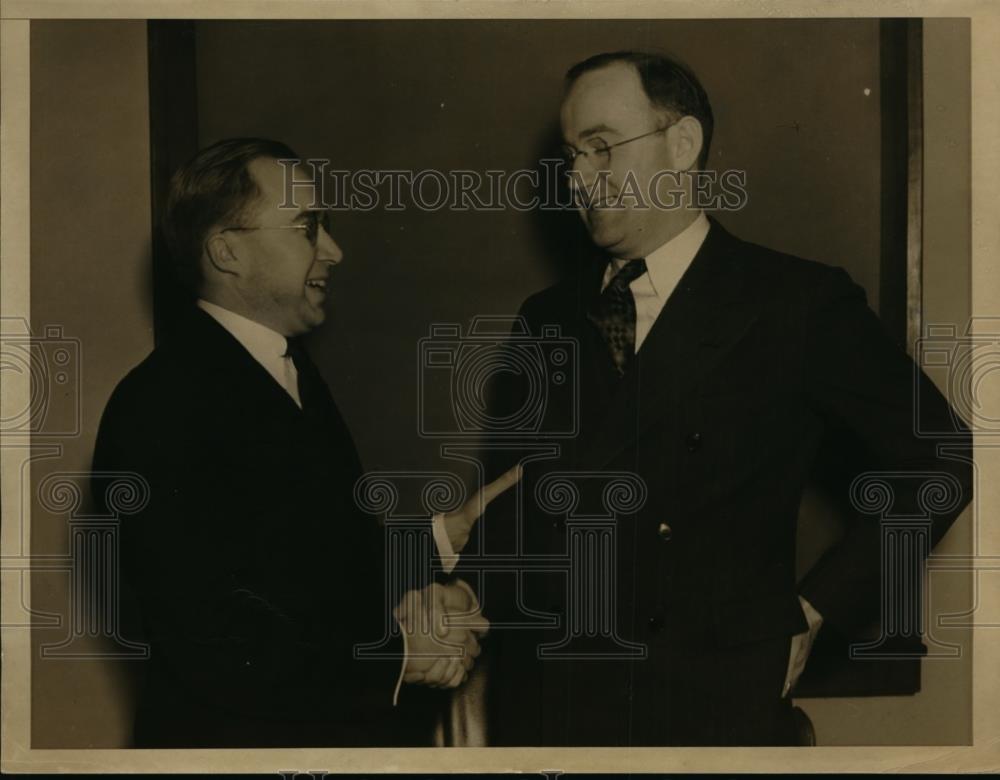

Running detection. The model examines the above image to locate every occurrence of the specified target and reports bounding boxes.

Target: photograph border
[2,0,998,773]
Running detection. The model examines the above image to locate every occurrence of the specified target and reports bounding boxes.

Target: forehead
[560,62,655,138]
[247,156,318,211]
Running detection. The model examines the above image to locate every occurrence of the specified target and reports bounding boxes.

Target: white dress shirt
[602,210,711,352]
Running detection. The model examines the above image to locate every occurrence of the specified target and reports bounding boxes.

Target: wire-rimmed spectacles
[218,209,333,247]
[558,119,679,169]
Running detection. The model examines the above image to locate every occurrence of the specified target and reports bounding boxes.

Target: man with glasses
[471,51,972,746]
[92,138,516,747]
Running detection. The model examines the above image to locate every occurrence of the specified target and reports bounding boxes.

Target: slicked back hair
[565,51,714,169]
[164,137,299,291]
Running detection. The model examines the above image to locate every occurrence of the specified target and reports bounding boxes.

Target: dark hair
[163,137,299,291]
[565,51,714,169]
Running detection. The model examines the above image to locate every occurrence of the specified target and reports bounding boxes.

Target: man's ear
[203,233,240,277]
[669,116,704,172]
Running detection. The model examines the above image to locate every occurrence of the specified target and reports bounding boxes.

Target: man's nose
[569,150,603,185]
[315,226,343,266]
[567,155,603,202]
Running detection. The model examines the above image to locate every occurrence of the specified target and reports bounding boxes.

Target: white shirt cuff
[392,617,407,707]
[431,512,459,574]
[798,594,824,631]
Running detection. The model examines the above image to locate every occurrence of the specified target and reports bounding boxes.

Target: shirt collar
[642,211,711,297]
[197,299,289,364]
[603,211,710,294]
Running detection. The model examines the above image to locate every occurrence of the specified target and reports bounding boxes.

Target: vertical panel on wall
[905,21,924,353]
[879,18,924,353]
[147,20,200,343]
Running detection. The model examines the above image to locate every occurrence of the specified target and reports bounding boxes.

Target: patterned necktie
[586,258,648,376]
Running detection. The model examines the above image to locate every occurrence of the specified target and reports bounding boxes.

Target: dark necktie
[587,258,648,376]
[283,337,324,414]
[284,337,364,478]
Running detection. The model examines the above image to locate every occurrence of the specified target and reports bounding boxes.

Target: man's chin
[587,226,627,252]
[583,212,626,248]
[295,308,326,334]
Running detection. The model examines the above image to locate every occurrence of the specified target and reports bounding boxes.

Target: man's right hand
[394,580,488,689]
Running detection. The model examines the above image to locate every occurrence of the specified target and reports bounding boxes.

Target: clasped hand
[395,580,488,689]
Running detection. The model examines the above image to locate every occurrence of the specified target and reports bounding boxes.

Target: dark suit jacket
[92,307,420,747]
[468,218,973,746]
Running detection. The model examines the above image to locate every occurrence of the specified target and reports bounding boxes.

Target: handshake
[392,464,520,689]
[395,580,488,689]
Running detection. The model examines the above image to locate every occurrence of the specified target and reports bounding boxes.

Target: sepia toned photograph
[1,2,998,774]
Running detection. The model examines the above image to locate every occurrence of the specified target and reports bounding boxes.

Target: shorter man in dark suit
[93,138,517,747]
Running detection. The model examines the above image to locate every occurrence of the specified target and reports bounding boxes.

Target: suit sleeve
[797,266,974,635]
[92,380,405,723]
[449,304,540,621]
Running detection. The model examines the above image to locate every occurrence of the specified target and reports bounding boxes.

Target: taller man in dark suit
[92,138,513,747]
[469,51,974,746]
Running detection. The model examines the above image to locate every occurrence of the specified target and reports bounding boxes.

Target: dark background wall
[194,19,882,482]
[28,18,971,748]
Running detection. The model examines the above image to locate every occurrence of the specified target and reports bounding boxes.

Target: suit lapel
[183,307,306,417]
[180,307,363,470]
[576,219,760,471]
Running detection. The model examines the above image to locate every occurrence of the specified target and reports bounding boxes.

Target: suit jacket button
[685,432,702,452]
[657,522,673,541]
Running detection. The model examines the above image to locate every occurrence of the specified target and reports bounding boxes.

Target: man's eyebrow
[578,123,618,138]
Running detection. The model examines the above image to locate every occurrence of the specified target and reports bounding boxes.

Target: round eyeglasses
[558,119,679,169]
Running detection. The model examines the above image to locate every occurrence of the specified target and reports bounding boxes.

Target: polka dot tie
[586,258,648,376]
